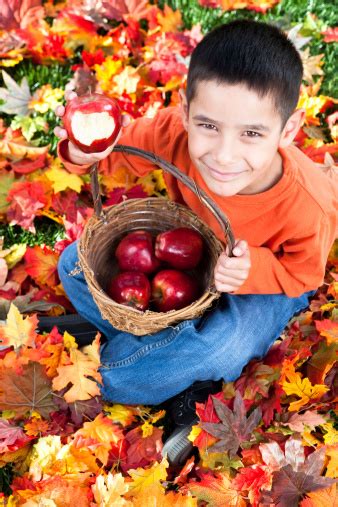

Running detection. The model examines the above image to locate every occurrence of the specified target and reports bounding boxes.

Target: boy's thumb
[232,240,247,256]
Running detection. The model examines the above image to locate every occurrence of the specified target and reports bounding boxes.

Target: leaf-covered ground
[0,0,337,505]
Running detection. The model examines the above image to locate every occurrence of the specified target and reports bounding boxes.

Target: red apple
[151,269,199,312]
[115,230,160,274]
[107,271,151,311]
[155,227,204,270]
[63,93,121,153]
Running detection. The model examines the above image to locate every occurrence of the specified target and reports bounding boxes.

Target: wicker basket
[78,145,235,336]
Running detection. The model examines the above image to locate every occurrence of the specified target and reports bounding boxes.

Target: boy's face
[181,80,302,196]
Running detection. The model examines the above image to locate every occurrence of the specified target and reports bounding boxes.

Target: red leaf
[7,180,48,233]
[123,425,163,470]
[322,27,338,43]
[10,153,47,174]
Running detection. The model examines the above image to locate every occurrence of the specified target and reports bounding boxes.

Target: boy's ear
[279,108,305,148]
[179,88,189,131]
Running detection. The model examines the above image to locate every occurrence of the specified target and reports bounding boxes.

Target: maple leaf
[52,335,102,402]
[0,0,45,30]
[45,166,84,193]
[259,447,337,507]
[234,361,279,399]
[55,393,103,425]
[0,419,28,451]
[0,303,38,349]
[281,362,329,411]
[7,180,48,233]
[124,425,163,469]
[91,472,131,507]
[283,410,327,433]
[232,465,272,507]
[321,27,338,43]
[0,70,32,115]
[186,470,247,507]
[315,319,338,345]
[104,403,138,426]
[201,392,262,457]
[24,245,59,288]
[132,488,198,506]
[0,362,57,418]
[300,47,324,85]
[0,124,49,161]
[0,171,15,214]
[126,457,168,498]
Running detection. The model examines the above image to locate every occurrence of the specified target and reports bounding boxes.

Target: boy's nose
[212,136,237,165]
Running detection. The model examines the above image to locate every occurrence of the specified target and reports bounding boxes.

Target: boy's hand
[54,90,130,166]
[214,240,251,293]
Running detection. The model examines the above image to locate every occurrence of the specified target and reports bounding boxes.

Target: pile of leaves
[0,0,337,504]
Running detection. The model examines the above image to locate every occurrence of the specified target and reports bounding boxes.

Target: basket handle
[90,144,236,255]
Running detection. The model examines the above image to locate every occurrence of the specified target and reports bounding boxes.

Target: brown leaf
[0,362,57,419]
[201,391,262,457]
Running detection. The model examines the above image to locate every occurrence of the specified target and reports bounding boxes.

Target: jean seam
[100,320,193,368]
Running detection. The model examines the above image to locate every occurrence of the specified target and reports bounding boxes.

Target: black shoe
[162,379,223,466]
[37,314,106,347]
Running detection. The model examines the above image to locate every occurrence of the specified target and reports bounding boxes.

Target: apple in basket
[63,93,121,153]
[115,230,161,274]
[151,269,199,312]
[155,227,204,270]
[107,271,151,311]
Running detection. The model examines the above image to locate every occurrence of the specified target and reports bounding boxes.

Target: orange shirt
[59,106,338,297]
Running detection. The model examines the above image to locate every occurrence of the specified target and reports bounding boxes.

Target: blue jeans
[58,241,316,405]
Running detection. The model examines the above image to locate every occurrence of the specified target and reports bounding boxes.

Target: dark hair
[186,19,303,126]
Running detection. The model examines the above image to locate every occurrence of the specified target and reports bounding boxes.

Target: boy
[55,20,337,465]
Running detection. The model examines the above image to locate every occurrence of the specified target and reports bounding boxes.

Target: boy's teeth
[71,111,116,145]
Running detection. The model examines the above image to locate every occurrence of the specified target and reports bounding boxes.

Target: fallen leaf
[0,362,57,418]
[201,391,262,457]
[0,303,38,349]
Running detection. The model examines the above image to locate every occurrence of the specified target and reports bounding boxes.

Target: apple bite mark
[70,111,116,147]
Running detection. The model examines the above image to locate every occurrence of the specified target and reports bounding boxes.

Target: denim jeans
[58,241,316,405]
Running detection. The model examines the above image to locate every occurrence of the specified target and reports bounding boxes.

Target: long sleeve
[234,214,336,297]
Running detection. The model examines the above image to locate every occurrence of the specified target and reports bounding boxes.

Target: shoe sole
[162,425,195,466]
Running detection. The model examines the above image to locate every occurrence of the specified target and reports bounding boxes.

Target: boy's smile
[181,80,294,197]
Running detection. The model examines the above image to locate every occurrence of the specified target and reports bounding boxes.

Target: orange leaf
[300,483,338,506]
[24,245,59,287]
[52,335,102,402]
[186,471,247,507]
[315,319,338,345]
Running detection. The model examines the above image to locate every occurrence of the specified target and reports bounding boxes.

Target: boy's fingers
[55,105,65,117]
[54,126,68,139]
[64,90,77,101]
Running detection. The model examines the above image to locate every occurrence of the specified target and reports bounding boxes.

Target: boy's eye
[244,130,262,138]
[199,123,217,131]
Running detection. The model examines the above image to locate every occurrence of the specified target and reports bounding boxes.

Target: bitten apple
[63,93,121,153]
[151,269,199,312]
[115,230,160,274]
[107,271,150,311]
[155,227,204,270]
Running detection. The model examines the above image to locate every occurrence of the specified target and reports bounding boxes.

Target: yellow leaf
[94,57,122,91]
[322,423,338,446]
[92,472,132,507]
[188,425,202,443]
[325,446,338,478]
[126,457,169,497]
[281,363,329,411]
[104,403,137,426]
[45,166,83,193]
[157,5,183,33]
[29,435,63,482]
[112,66,140,96]
[101,166,137,192]
[63,331,78,350]
[3,243,27,269]
[151,409,166,424]
[79,333,101,363]
[52,345,102,402]
[141,421,154,438]
[29,84,64,114]
[0,303,37,349]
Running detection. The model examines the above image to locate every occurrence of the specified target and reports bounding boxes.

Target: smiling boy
[56,20,337,465]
